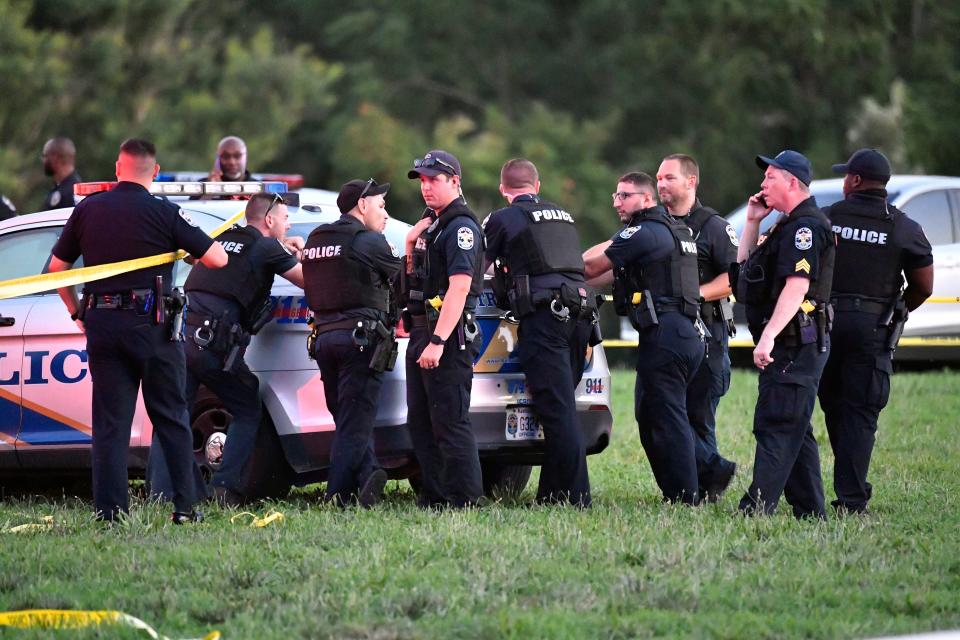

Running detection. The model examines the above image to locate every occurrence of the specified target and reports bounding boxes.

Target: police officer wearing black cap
[483,158,594,507]
[733,150,835,519]
[657,154,739,501]
[303,179,400,507]
[146,191,305,507]
[40,137,81,210]
[819,149,933,514]
[402,150,484,508]
[584,171,705,505]
[48,138,228,523]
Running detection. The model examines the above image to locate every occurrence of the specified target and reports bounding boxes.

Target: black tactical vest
[302,219,389,313]
[423,200,484,301]
[826,192,904,300]
[503,198,585,276]
[186,225,272,312]
[685,203,725,284]
[617,208,701,318]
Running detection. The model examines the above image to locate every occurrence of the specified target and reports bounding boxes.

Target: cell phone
[756,194,768,207]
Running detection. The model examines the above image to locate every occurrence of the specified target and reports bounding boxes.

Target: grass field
[1,368,959,639]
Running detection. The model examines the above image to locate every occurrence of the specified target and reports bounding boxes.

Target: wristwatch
[429,334,445,346]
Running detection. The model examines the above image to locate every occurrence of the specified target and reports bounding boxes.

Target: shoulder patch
[620,225,640,239]
[388,241,399,258]
[49,190,61,207]
[725,224,740,247]
[794,226,812,250]
[179,209,198,227]
[795,258,811,274]
[457,226,474,250]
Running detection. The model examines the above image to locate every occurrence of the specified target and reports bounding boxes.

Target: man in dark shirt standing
[41,137,81,210]
[48,138,228,523]
[819,149,933,514]
[302,179,400,507]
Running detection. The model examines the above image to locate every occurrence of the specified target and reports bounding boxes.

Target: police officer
[302,179,400,507]
[819,149,933,514]
[403,150,483,509]
[40,137,81,210]
[0,194,15,221]
[656,154,739,501]
[48,138,228,523]
[483,159,593,507]
[733,150,834,519]
[147,191,305,506]
[584,171,704,505]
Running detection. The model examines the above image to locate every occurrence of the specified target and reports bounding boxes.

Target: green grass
[2,369,959,639]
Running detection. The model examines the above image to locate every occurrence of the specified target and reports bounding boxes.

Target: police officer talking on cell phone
[818,149,933,515]
[401,150,484,509]
[483,158,594,507]
[302,179,400,507]
[732,150,835,519]
[147,191,305,507]
[47,138,228,523]
[584,171,705,505]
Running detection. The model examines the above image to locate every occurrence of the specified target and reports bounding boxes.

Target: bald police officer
[819,149,933,514]
[48,138,228,523]
[41,137,81,210]
[303,179,400,507]
[733,150,834,519]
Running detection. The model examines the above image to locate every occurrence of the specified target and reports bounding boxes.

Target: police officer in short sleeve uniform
[403,150,484,509]
[41,137,81,211]
[302,179,400,507]
[733,150,835,519]
[48,138,228,523]
[819,149,933,514]
[146,191,304,506]
[585,200,704,504]
[483,159,593,507]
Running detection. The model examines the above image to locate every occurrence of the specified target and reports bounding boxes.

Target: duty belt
[313,317,369,335]
[831,297,888,315]
[87,290,152,310]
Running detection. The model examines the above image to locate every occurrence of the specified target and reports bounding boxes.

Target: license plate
[505,406,543,441]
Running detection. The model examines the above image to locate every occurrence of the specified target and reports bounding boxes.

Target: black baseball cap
[756,149,813,186]
[832,148,891,182]
[337,178,390,214]
[407,150,461,179]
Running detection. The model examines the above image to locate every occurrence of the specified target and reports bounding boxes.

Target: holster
[246,297,276,335]
[882,298,909,352]
[718,298,736,338]
[222,323,251,373]
[629,290,658,330]
[508,274,534,318]
[369,321,398,373]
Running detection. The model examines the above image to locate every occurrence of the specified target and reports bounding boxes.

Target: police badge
[457,226,474,250]
[794,227,813,250]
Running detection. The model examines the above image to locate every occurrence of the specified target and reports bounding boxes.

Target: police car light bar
[156,173,305,189]
[74,181,287,200]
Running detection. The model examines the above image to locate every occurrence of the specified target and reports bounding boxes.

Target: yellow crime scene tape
[0,210,245,301]
[0,609,220,639]
[229,509,285,527]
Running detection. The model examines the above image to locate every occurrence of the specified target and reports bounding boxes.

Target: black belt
[408,314,428,328]
[87,290,151,310]
[655,302,683,314]
[831,297,888,315]
[313,318,367,334]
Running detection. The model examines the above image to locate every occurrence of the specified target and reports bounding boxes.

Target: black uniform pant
[516,306,592,507]
[406,324,483,508]
[739,338,829,519]
[84,309,196,520]
[634,313,705,504]
[687,319,735,492]
[314,328,383,506]
[147,338,261,499]
[818,312,892,513]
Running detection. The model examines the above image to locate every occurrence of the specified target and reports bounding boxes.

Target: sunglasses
[359,178,376,199]
[413,156,457,175]
[264,193,284,217]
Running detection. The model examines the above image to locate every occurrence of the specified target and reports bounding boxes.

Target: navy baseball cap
[408,150,461,179]
[337,178,390,214]
[756,149,813,186]
[832,148,891,182]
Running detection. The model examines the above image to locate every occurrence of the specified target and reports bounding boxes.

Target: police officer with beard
[147,191,305,506]
[584,171,704,505]
[483,159,594,508]
[48,138,228,523]
[656,154,738,501]
[40,137,81,210]
[402,150,484,509]
[302,179,400,507]
[733,150,835,519]
[819,149,933,514]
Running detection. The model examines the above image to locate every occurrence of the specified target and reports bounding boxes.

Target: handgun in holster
[718,297,736,338]
[881,298,909,352]
[630,290,658,330]
[369,321,399,373]
[507,274,534,318]
[222,323,251,373]
[246,297,276,336]
[168,288,188,342]
[588,310,603,347]
[306,316,319,360]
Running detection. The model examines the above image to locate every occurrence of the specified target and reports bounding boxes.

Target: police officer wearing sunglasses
[147,191,305,507]
[402,150,484,508]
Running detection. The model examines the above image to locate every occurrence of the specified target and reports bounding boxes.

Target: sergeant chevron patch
[795,258,811,274]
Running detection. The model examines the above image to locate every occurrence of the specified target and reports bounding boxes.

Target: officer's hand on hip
[417,343,443,369]
[753,334,774,370]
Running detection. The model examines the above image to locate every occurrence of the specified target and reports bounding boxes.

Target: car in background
[725,176,960,355]
[0,182,614,498]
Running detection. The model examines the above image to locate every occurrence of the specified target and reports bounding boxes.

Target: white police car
[0,180,613,498]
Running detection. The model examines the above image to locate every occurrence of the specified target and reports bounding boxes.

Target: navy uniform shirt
[604,207,676,277]
[52,182,215,294]
[483,193,585,293]
[686,201,739,285]
[42,170,81,210]
[312,214,401,325]
[187,226,299,325]
[428,198,483,310]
